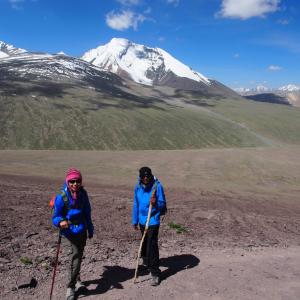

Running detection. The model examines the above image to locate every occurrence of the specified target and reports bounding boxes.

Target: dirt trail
[1,174,300,300]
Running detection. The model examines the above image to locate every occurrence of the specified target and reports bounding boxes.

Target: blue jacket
[52,183,94,237]
[132,178,166,226]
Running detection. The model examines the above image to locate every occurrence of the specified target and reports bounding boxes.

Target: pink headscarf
[66,168,82,200]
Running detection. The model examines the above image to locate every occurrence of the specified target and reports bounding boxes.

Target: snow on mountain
[0,41,26,58]
[82,38,211,86]
[0,51,116,83]
[255,84,270,93]
[278,84,300,92]
[234,85,272,96]
[233,87,251,93]
[234,83,300,107]
[0,52,7,59]
[235,84,300,95]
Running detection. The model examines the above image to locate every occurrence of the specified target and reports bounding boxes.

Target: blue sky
[0,0,299,89]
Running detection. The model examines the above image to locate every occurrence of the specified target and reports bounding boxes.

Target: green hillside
[210,99,300,146]
[1,81,300,150]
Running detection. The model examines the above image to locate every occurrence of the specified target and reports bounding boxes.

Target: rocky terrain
[1,172,300,299]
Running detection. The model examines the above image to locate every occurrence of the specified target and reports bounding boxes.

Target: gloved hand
[88,233,93,239]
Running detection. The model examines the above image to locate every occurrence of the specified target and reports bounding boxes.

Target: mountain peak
[82,38,210,87]
[278,84,300,92]
[109,37,131,46]
[0,41,26,58]
[235,83,300,95]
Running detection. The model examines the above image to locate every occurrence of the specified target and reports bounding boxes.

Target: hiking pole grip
[49,232,62,300]
[133,203,152,283]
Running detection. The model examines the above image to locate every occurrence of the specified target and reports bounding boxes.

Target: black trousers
[139,224,161,276]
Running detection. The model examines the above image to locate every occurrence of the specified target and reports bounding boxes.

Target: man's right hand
[59,220,69,229]
[133,224,138,231]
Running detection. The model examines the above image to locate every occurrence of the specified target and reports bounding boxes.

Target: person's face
[68,179,82,192]
[141,175,151,185]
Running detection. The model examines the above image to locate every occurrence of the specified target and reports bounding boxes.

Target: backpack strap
[60,191,69,217]
[61,191,69,207]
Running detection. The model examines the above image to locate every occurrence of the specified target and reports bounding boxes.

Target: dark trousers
[63,231,87,288]
[139,224,161,277]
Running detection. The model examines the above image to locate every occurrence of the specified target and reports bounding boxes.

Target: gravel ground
[1,174,300,300]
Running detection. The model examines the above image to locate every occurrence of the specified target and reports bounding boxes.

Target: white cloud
[106,10,146,31]
[277,19,290,25]
[144,7,152,14]
[218,0,280,20]
[167,0,179,6]
[9,0,24,9]
[268,65,282,71]
[116,0,140,6]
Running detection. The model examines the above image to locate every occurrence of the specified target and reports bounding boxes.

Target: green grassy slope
[210,99,300,146]
[1,82,300,150]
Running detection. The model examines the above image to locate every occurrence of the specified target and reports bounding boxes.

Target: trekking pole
[49,232,62,300]
[133,202,152,283]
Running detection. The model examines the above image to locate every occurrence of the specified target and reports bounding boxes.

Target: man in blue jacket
[52,168,94,300]
[132,166,167,286]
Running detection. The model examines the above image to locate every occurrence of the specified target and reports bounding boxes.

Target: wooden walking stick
[133,202,152,283]
[133,183,157,283]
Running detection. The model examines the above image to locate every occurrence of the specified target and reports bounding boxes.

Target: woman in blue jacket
[132,166,167,286]
[52,168,94,300]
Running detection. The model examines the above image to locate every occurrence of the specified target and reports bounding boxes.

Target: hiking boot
[66,287,75,300]
[150,275,160,286]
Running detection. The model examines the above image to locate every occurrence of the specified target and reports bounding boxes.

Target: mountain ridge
[1,39,300,150]
[235,84,300,107]
[0,41,26,57]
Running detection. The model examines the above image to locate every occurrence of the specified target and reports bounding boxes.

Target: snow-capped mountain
[277,85,300,107]
[234,85,274,95]
[233,87,251,94]
[0,51,120,85]
[278,84,300,92]
[0,41,26,58]
[235,84,300,107]
[235,84,300,95]
[0,38,239,100]
[0,40,112,83]
[82,38,211,88]
[255,84,271,93]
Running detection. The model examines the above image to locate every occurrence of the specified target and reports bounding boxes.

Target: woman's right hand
[59,220,69,229]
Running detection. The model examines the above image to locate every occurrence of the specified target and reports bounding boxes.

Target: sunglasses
[68,179,81,184]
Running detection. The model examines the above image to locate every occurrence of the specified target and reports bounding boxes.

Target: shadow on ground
[78,266,134,298]
[77,254,199,298]
[160,254,200,281]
